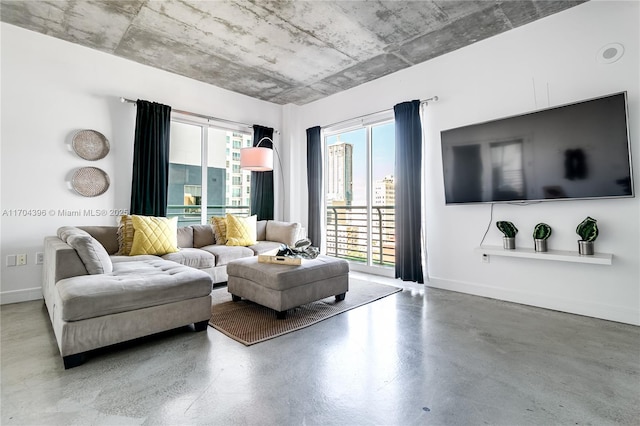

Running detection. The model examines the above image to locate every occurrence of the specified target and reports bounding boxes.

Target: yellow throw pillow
[129,215,179,256]
[225,214,257,246]
[116,215,135,255]
[210,216,227,244]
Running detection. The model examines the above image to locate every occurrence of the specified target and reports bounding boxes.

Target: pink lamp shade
[240,147,274,171]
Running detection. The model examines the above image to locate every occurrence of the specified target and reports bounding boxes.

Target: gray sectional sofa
[43,220,302,368]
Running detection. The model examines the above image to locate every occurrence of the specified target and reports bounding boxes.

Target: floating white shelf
[475,246,613,265]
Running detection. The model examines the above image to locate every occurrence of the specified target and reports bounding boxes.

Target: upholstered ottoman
[227,255,349,319]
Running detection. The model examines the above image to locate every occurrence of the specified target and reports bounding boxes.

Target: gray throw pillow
[67,234,113,274]
[57,226,90,243]
[266,221,301,246]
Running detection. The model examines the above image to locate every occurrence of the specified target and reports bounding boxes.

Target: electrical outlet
[16,254,27,266]
[36,252,44,265]
[482,254,490,264]
[6,255,17,267]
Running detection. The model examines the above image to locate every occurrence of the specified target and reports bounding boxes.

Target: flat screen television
[440,92,634,204]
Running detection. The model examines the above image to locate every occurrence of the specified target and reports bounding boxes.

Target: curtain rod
[322,96,439,130]
[120,97,280,134]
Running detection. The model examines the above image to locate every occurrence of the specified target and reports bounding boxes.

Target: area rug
[208,279,402,345]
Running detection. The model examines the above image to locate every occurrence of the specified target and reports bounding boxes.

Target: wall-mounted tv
[440,92,634,204]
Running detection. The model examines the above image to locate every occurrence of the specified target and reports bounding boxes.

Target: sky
[326,122,395,205]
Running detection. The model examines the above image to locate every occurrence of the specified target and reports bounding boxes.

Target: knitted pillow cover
[210,216,227,244]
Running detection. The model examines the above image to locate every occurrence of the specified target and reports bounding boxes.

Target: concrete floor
[1,273,638,425]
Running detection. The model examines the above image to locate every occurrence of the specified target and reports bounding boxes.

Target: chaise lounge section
[43,219,302,368]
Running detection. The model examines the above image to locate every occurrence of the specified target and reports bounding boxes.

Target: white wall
[0,23,281,303]
[291,1,640,325]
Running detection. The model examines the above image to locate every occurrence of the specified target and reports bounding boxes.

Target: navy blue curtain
[394,100,424,283]
[130,100,172,217]
[306,126,322,247]
[250,125,275,220]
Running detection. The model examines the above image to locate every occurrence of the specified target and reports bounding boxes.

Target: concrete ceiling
[1,0,586,105]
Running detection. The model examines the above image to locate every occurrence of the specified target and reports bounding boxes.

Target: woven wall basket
[72,129,110,161]
[71,167,110,197]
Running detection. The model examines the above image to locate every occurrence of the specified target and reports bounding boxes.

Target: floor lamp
[240,137,285,219]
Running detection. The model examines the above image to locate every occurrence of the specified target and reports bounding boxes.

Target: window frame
[322,111,395,276]
[168,113,253,225]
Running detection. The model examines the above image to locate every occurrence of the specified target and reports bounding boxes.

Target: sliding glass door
[324,119,395,273]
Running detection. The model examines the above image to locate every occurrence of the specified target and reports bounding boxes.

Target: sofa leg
[63,353,86,369]
[335,292,346,301]
[276,310,287,320]
[231,294,241,302]
[193,320,209,332]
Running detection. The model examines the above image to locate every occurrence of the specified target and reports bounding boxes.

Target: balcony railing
[326,205,395,267]
[167,205,250,226]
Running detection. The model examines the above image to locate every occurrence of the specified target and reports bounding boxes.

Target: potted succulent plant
[533,223,552,252]
[576,216,598,255]
[496,221,518,249]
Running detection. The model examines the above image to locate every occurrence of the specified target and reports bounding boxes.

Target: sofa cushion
[226,214,257,246]
[79,226,120,255]
[192,225,215,248]
[162,248,215,269]
[111,255,162,263]
[199,244,253,266]
[266,221,301,246]
[257,220,267,241]
[129,216,179,256]
[66,234,113,275]
[248,241,282,255]
[210,216,227,244]
[177,226,194,248]
[56,259,212,321]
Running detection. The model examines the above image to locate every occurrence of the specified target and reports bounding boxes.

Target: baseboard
[0,287,43,305]
[426,276,640,326]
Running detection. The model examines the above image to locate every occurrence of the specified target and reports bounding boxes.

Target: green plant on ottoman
[576,216,598,255]
[533,223,552,252]
[496,221,518,249]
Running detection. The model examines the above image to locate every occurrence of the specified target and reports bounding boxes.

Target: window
[167,119,252,226]
[324,119,395,271]
[232,152,240,161]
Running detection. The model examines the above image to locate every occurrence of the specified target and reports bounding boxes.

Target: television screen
[440,92,634,204]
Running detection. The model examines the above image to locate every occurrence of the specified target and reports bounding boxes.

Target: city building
[326,141,353,206]
[373,174,395,206]
[226,132,252,208]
